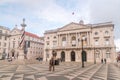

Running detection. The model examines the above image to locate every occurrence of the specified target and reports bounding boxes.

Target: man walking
[104,58,106,64]
[49,56,55,71]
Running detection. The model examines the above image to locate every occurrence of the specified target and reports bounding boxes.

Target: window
[47,42,49,45]
[62,37,66,47]
[106,52,110,58]
[95,50,100,58]
[71,36,76,46]
[4,43,6,47]
[105,31,109,35]
[0,36,1,39]
[5,31,7,34]
[5,36,7,40]
[95,39,99,45]
[3,48,6,53]
[0,30,2,34]
[47,37,49,39]
[95,32,98,35]
[54,36,56,39]
[53,41,57,47]
[105,39,109,45]
[46,53,49,58]
[13,41,15,48]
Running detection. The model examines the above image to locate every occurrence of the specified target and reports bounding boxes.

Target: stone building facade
[44,21,116,63]
[0,26,10,59]
[0,25,44,60]
[9,27,44,59]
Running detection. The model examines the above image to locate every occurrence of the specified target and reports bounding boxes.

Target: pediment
[10,28,21,35]
[58,22,87,31]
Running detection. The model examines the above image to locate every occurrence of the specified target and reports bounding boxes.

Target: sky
[0,0,120,51]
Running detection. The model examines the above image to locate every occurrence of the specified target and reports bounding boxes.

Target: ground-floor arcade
[44,47,116,63]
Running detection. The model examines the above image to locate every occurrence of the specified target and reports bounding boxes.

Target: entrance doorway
[82,50,87,62]
[71,51,75,61]
[11,49,15,58]
[61,51,65,62]
[12,52,14,57]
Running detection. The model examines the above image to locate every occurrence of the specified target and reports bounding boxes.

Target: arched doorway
[61,51,65,62]
[82,50,87,62]
[11,49,15,57]
[71,51,75,61]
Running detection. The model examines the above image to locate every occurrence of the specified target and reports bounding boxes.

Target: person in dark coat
[49,56,55,71]
[101,58,103,63]
[104,58,106,64]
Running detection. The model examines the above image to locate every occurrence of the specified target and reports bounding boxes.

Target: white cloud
[89,0,120,40]
[115,39,120,51]
[0,0,120,40]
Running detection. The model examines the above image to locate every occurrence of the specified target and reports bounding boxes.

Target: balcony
[51,45,92,50]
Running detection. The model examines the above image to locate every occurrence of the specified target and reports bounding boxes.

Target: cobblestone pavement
[0,62,120,80]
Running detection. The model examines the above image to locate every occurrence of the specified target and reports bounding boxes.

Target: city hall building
[44,20,116,63]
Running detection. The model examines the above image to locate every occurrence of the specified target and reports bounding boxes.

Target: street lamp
[94,47,96,64]
[81,36,86,68]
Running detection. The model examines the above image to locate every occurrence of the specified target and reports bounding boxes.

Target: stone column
[66,34,68,46]
[76,32,78,46]
[89,32,92,46]
[87,32,90,46]
[76,50,81,62]
[79,32,81,47]
[65,50,69,62]
[59,34,61,47]
[68,33,70,46]
[57,34,59,47]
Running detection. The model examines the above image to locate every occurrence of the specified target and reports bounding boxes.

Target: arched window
[95,39,99,45]
[71,36,76,46]
[105,39,109,45]
[106,51,110,58]
[95,50,100,58]
[95,32,98,35]
[105,31,109,35]
[54,36,56,39]
[62,37,66,47]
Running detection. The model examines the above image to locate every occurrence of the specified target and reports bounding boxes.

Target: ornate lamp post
[94,47,96,64]
[81,36,86,68]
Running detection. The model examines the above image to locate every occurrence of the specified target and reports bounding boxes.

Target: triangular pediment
[58,22,87,31]
[10,28,21,35]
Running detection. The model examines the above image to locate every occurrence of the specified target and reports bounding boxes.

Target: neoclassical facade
[44,20,116,63]
[0,26,10,59]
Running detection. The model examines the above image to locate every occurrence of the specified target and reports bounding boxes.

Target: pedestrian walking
[104,58,106,64]
[101,58,103,63]
[49,56,55,71]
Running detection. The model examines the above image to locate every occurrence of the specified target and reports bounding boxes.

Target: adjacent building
[0,26,10,59]
[0,25,44,60]
[44,20,116,62]
[9,26,44,59]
